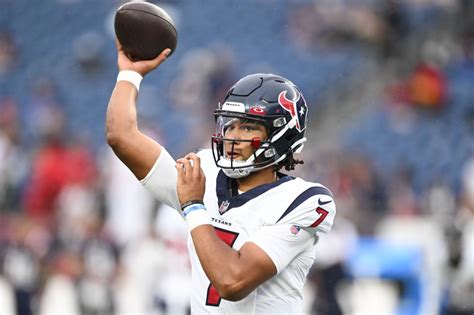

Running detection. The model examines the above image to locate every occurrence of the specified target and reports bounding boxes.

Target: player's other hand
[116,38,171,76]
[176,153,206,206]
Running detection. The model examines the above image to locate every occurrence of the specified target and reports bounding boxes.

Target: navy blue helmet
[212,73,308,178]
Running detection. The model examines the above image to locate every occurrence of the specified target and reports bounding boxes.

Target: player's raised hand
[116,39,171,77]
[176,153,206,206]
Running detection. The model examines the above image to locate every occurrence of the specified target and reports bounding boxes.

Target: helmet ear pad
[267,124,303,159]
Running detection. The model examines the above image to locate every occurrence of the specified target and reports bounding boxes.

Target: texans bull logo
[278,90,306,132]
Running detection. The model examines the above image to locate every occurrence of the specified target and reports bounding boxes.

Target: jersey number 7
[206,227,240,307]
[310,207,329,228]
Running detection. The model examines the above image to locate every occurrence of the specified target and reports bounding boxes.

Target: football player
[106,43,336,314]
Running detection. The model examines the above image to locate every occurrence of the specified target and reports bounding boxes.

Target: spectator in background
[55,137,100,250]
[380,0,409,60]
[408,61,447,109]
[0,29,18,76]
[386,166,419,216]
[76,213,119,315]
[100,145,156,247]
[38,151,103,315]
[117,221,168,314]
[20,78,97,222]
[457,26,474,70]
[153,204,192,314]
[73,31,105,76]
[0,98,28,211]
[421,150,474,315]
[39,248,82,315]
[410,38,451,109]
[385,39,449,112]
[23,79,65,147]
[309,217,358,315]
[22,136,73,221]
[323,153,387,236]
[22,104,97,224]
[422,177,456,228]
[457,1,474,39]
[346,155,388,235]
[3,216,44,315]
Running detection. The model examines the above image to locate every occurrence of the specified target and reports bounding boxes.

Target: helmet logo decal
[278,90,302,131]
[249,105,266,115]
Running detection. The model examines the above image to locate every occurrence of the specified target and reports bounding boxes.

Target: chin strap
[222,166,251,178]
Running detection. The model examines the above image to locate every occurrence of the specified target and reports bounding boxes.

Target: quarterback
[106,43,336,314]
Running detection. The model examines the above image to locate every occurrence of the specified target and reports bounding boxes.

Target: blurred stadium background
[0,0,473,314]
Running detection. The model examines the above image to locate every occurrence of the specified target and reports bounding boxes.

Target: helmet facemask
[211,112,303,178]
[212,114,276,178]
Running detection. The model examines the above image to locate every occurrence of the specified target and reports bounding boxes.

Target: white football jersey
[141,148,336,314]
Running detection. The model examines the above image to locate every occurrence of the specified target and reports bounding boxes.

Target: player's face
[222,118,267,161]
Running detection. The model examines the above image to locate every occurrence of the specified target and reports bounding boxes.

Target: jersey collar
[216,170,294,215]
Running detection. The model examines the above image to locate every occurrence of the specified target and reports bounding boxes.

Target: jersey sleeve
[276,186,336,235]
[140,147,181,212]
[248,224,316,274]
[248,185,336,274]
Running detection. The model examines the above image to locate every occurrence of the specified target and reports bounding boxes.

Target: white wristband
[186,209,212,231]
[117,70,143,91]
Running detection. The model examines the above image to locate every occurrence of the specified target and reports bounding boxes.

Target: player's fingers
[177,157,192,178]
[150,48,171,67]
[160,48,172,59]
[175,162,185,181]
[132,48,170,72]
[185,153,201,178]
[176,158,188,171]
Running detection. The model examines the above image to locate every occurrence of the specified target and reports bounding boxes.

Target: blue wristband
[183,203,206,217]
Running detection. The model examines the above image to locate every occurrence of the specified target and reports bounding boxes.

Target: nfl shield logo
[290,225,301,235]
[219,200,230,214]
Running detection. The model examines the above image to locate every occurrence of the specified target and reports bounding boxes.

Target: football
[114,1,177,61]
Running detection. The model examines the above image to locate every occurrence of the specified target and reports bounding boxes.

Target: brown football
[114,2,177,61]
